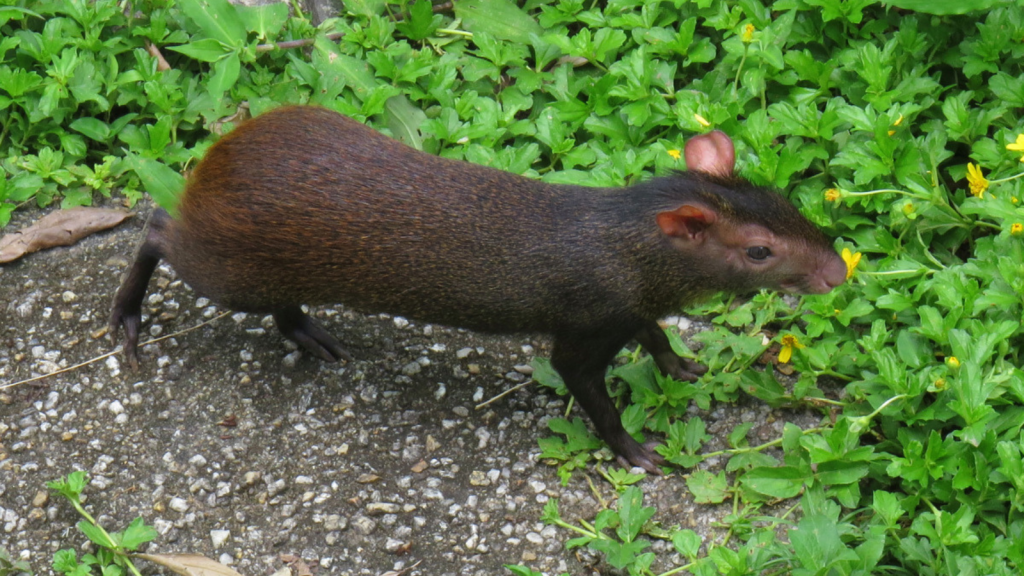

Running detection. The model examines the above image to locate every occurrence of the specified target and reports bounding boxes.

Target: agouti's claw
[273,307,353,363]
[614,439,666,475]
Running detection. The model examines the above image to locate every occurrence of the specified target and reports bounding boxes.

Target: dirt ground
[0,201,812,576]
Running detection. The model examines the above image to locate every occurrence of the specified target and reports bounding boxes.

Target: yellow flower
[902,202,915,216]
[1013,196,1020,205]
[966,163,988,198]
[1007,134,1024,161]
[841,248,861,280]
[694,113,711,127]
[667,149,681,160]
[741,24,755,43]
[1012,223,1023,236]
[778,334,804,364]
[893,114,904,127]
[824,188,841,202]
[946,356,960,369]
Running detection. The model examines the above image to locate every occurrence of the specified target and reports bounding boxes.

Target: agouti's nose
[822,255,848,290]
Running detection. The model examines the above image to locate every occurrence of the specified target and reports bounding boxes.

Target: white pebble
[210,530,230,548]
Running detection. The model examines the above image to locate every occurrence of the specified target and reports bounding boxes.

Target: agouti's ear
[657,205,717,240]
[684,131,735,178]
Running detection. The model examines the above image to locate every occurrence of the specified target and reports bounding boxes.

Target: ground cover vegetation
[2,0,1024,574]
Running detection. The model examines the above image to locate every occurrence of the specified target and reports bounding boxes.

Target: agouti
[111,105,847,472]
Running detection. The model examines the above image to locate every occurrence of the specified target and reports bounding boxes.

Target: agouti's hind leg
[635,321,707,382]
[272,306,353,363]
[110,209,171,369]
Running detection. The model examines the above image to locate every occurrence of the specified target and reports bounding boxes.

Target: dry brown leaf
[134,553,246,576]
[0,207,131,264]
[278,554,313,576]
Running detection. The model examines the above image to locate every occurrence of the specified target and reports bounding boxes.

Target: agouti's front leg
[635,321,708,382]
[551,333,664,474]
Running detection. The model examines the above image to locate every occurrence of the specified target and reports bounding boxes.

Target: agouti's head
[655,131,847,296]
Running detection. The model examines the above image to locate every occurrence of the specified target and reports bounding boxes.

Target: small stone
[469,471,489,486]
[351,515,377,535]
[456,347,473,359]
[401,361,422,376]
[393,316,410,329]
[513,364,534,375]
[32,491,48,507]
[210,530,230,548]
[168,497,189,512]
[366,502,400,515]
[61,291,77,303]
[282,351,301,368]
[109,400,125,415]
[324,514,345,531]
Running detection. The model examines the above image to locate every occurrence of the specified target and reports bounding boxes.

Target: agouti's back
[112,105,847,472]
[170,106,619,332]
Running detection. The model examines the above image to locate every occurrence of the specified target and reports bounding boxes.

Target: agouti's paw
[108,308,141,370]
[653,353,708,382]
[614,439,666,475]
[273,307,353,363]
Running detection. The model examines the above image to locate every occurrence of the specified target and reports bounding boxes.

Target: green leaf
[120,517,158,550]
[208,52,241,96]
[686,470,727,503]
[615,487,655,543]
[69,117,111,142]
[790,514,855,571]
[396,0,438,41]
[167,38,231,62]
[176,0,246,47]
[77,520,114,549]
[882,0,1007,14]
[384,95,427,150]
[455,0,544,44]
[48,471,88,502]
[671,529,701,558]
[128,155,184,214]
[236,2,288,39]
[742,466,808,499]
[588,538,650,570]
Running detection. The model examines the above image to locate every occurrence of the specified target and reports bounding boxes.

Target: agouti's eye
[747,246,771,260]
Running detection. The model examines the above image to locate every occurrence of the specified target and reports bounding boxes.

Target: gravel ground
[0,201,816,576]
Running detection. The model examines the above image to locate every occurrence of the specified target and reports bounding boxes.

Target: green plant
[48,472,158,576]
[0,546,31,576]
